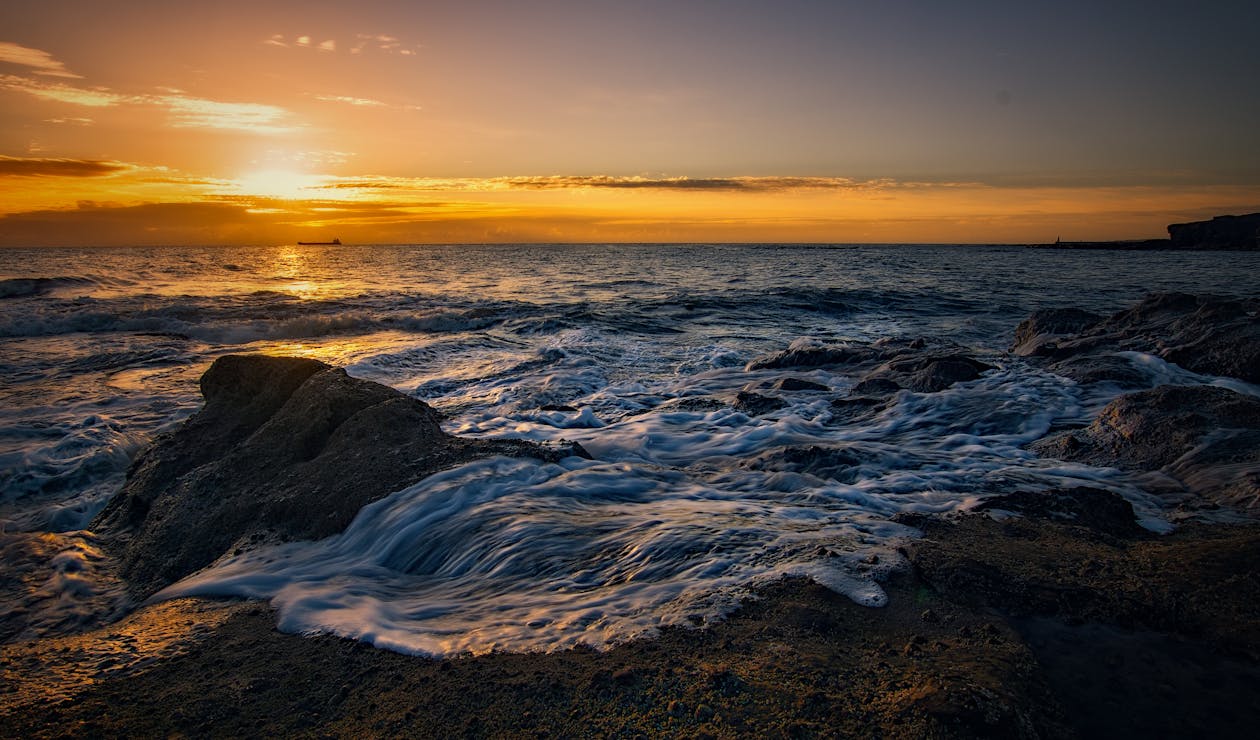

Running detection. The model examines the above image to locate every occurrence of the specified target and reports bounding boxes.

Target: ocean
[2,243,1256,656]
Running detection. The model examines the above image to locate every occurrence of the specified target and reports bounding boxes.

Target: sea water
[1,243,1255,654]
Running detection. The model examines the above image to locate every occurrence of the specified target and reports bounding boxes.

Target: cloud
[154,94,296,133]
[350,33,420,56]
[496,175,941,192]
[0,73,127,106]
[2,72,297,133]
[0,155,130,177]
[318,174,945,193]
[267,35,339,52]
[312,94,422,111]
[0,42,81,79]
[314,94,386,108]
[44,116,94,126]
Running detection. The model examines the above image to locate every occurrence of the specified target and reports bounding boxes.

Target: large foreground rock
[93,355,586,599]
[1031,385,1260,510]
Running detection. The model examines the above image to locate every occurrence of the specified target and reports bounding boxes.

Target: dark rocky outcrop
[858,354,993,394]
[770,376,830,392]
[1031,385,1260,510]
[1168,212,1260,250]
[747,337,992,395]
[1010,308,1101,357]
[1013,292,1260,385]
[745,342,875,371]
[93,355,588,599]
[743,445,867,483]
[973,486,1142,539]
[732,391,787,416]
[1044,354,1149,388]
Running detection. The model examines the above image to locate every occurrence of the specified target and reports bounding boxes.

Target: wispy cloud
[0,42,81,79]
[0,155,129,177]
[318,174,957,193]
[0,73,127,106]
[154,94,296,133]
[350,33,420,56]
[312,94,422,111]
[264,32,420,56]
[314,94,386,108]
[44,116,94,126]
[266,35,337,52]
[1,73,297,133]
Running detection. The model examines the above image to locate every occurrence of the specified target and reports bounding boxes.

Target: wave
[0,276,98,299]
[161,456,915,656]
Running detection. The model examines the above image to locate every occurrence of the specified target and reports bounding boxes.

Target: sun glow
[231,170,330,200]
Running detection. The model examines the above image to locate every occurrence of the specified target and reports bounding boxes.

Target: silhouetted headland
[1035,212,1260,251]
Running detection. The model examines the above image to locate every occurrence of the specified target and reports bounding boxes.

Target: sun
[231,169,329,200]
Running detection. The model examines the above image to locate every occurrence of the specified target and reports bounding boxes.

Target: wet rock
[1010,308,1102,356]
[1031,386,1260,509]
[829,395,892,424]
[743,445,866,483]
[1046,355,1147,388]
[1023,292,1260,384]
[745,341,876,371]
[771,377,830,392]
[975,487,1142,538]
[93,355,588,598]
[660,397,727,413]
[733,391,787,416]
[850,377,902,395]
[861,355,993,394]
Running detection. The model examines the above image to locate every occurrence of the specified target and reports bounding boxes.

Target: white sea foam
[159,351,1155,656]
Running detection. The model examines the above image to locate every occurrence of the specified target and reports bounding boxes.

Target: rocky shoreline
[3,291,1259,737]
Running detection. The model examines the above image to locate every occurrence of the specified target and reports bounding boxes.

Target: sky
[1,0,1258,245]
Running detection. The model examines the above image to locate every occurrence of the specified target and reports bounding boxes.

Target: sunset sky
[2,0,1258,245]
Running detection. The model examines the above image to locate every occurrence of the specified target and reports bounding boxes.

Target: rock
[860,355,993,394]
[1029,293,1260,384]
[1167,213,1260,250]
[771,377,830,392]
[850,378,902,395]
[93,355,588,598]
[660,397,726,413]
[1031,386,1260,510]
[830,395,892,424]
[743,445,866,483]
[975,487,1142,538]
[745,341,874,371]
[733,391,787,416]
[1010,308,1101,356]
[1046,355,1147,388]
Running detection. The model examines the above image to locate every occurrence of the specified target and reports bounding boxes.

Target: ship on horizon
[296,237,342,246]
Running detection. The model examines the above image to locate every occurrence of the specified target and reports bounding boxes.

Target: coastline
[3,289,1259,737]
[4,516,1258,738]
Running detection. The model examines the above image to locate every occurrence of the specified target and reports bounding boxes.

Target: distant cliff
[1167,212,1260,250]
[1034,212,1260,250]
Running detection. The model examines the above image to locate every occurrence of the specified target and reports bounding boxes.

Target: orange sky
[2,1,1258,245]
